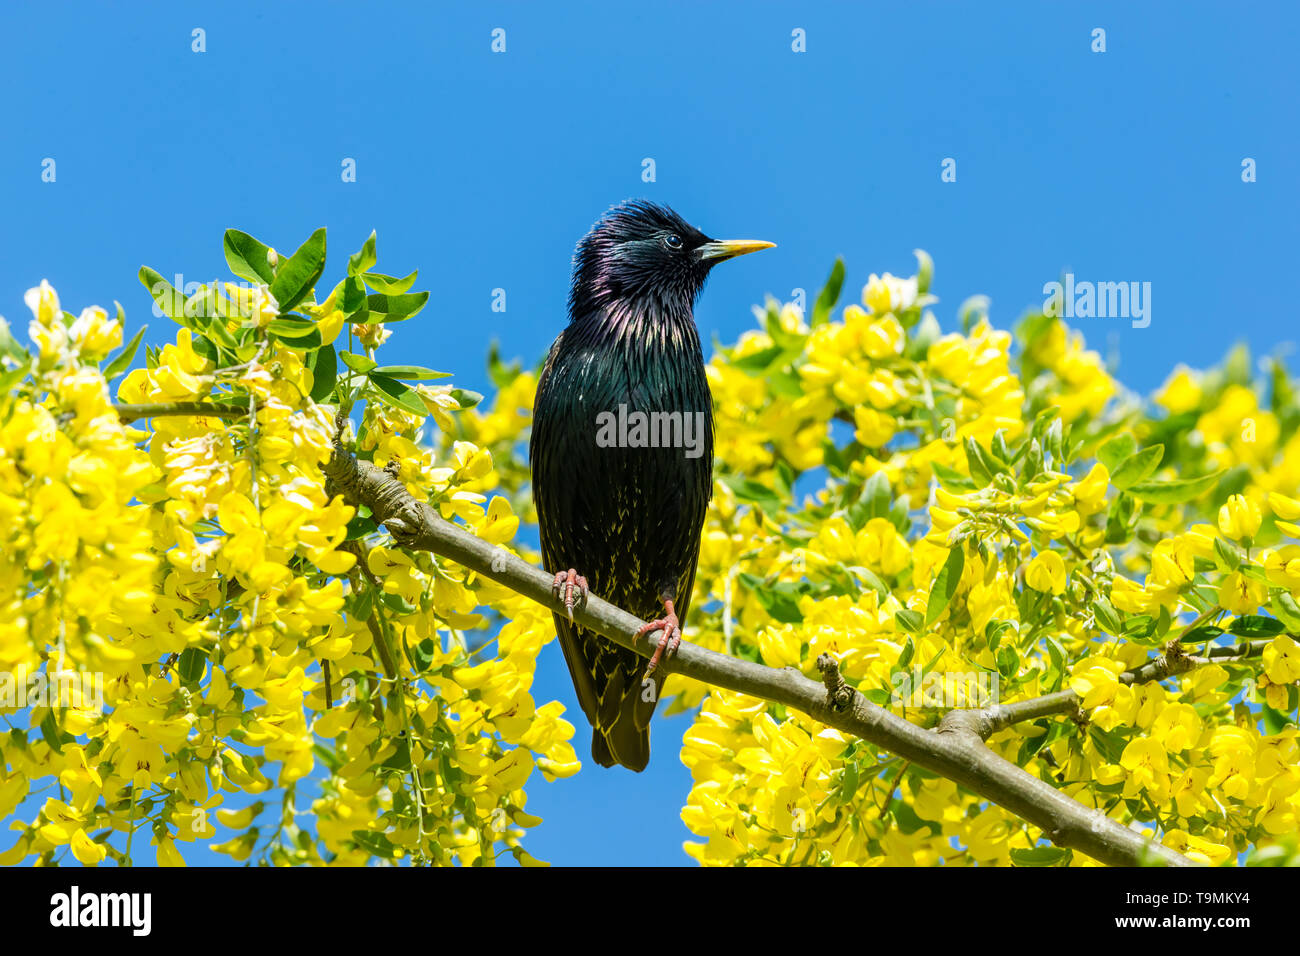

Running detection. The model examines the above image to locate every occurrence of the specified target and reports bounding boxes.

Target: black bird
[530,200,773,771]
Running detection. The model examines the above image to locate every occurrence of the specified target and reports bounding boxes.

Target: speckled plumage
[530,201,752,771]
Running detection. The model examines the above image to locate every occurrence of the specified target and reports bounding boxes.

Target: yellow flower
[859,518,910,576]
[1263,635,1300,686]
[1218,494,1261,541]
[1268,492,1300,522]
[70,828,107,866]
[757,625,803,669]
[24,278,61,326]
[1262,546,1300,591]
[1218,571,1267,615]
[1119,737,1170,798]
[316,308,345,346]
[1151,703,1201,752]
[1110,576,1154,614]
[1149,538,1194,592]
[1070,657,1126,709]
[154,834,187,867]
[1071,463,1110,515]
[69,306,123,359]
[1025,550,1066,595]
[860,315,905,358]
[1155,366,1202,414]
[862,273,917,315]
[853,406,896,447]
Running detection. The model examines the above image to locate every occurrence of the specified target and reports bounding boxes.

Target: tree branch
[323,444,1193,867]
[968,636,1273,737]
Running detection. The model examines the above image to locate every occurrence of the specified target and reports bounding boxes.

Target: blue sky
[2,1,1296,866]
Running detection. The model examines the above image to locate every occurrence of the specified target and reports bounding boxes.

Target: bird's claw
[552,569,589,622]
[636,610,682,678]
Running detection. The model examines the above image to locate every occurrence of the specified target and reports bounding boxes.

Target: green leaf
[845,565,889,598]
[1098,434,1138,472]
[266,315,319,338]
[959,295,989,334]
[811,258,845,327]
[729,344,785,374]
[1214,537,1242,571]
[413,639,438,673]
[1271,593,1300,632]
[177,647,207,683]
[1092,598,1123,636]
[904,309,941,360]
[370,365,449,381]
[270,227,327,314]
[1227,615,1284,638]
[985,619,1014,652]
[995,645,1020,679]
[363,270,418,295]
[1044,635,1067,692]
[1123,614,1160,645]
[308,344,337,403]
[348,231,377,277]
[1089,726,1127,764]
[341,276,368,317]
[380,738,412,771]
[369,374,429,417]
[963,436,1007,485]
[924,546,965,628]
[0,366,29,393]
[740,577,803,624]
[138,266,189,322]
[103,323,146,380]
[1109,444,1164,489]
[1127,472,1221,505]
[362,292,429,324]
[449,388,483,409]
[719,475,782,516]
[1105,491,1138,544]
[932,462,978,493]
[268,322,321,351]
[913,248,933,295]
[847,472,891,529]
[836,762,862,805]
[40,710,65,755]
[1010,846,1072,867]
[897,635,915,668]
[339,351,377,374]
[895,609,923,635]
[350,829,395,858]
[222,229,276,285]
[0,316,27,361]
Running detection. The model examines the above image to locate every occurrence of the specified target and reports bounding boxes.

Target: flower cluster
[678,254,1299,866]
[0,230,577,866]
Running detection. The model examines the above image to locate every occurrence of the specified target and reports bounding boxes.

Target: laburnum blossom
[5,243,1300,870]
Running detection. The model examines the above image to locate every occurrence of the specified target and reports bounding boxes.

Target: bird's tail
[553,612,665,772]
[591,688,652,772]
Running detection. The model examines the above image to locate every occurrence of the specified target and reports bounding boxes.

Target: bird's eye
[663,233,683,250]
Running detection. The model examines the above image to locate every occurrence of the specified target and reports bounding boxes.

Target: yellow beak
[697,239,777,262]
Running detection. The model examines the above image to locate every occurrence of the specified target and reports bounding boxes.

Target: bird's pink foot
[552,569,589,622]
[636,599,682,677]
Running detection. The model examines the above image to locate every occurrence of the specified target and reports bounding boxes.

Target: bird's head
[569,200,774,321]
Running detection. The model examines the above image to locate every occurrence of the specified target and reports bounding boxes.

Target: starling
[530,200,773,771]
